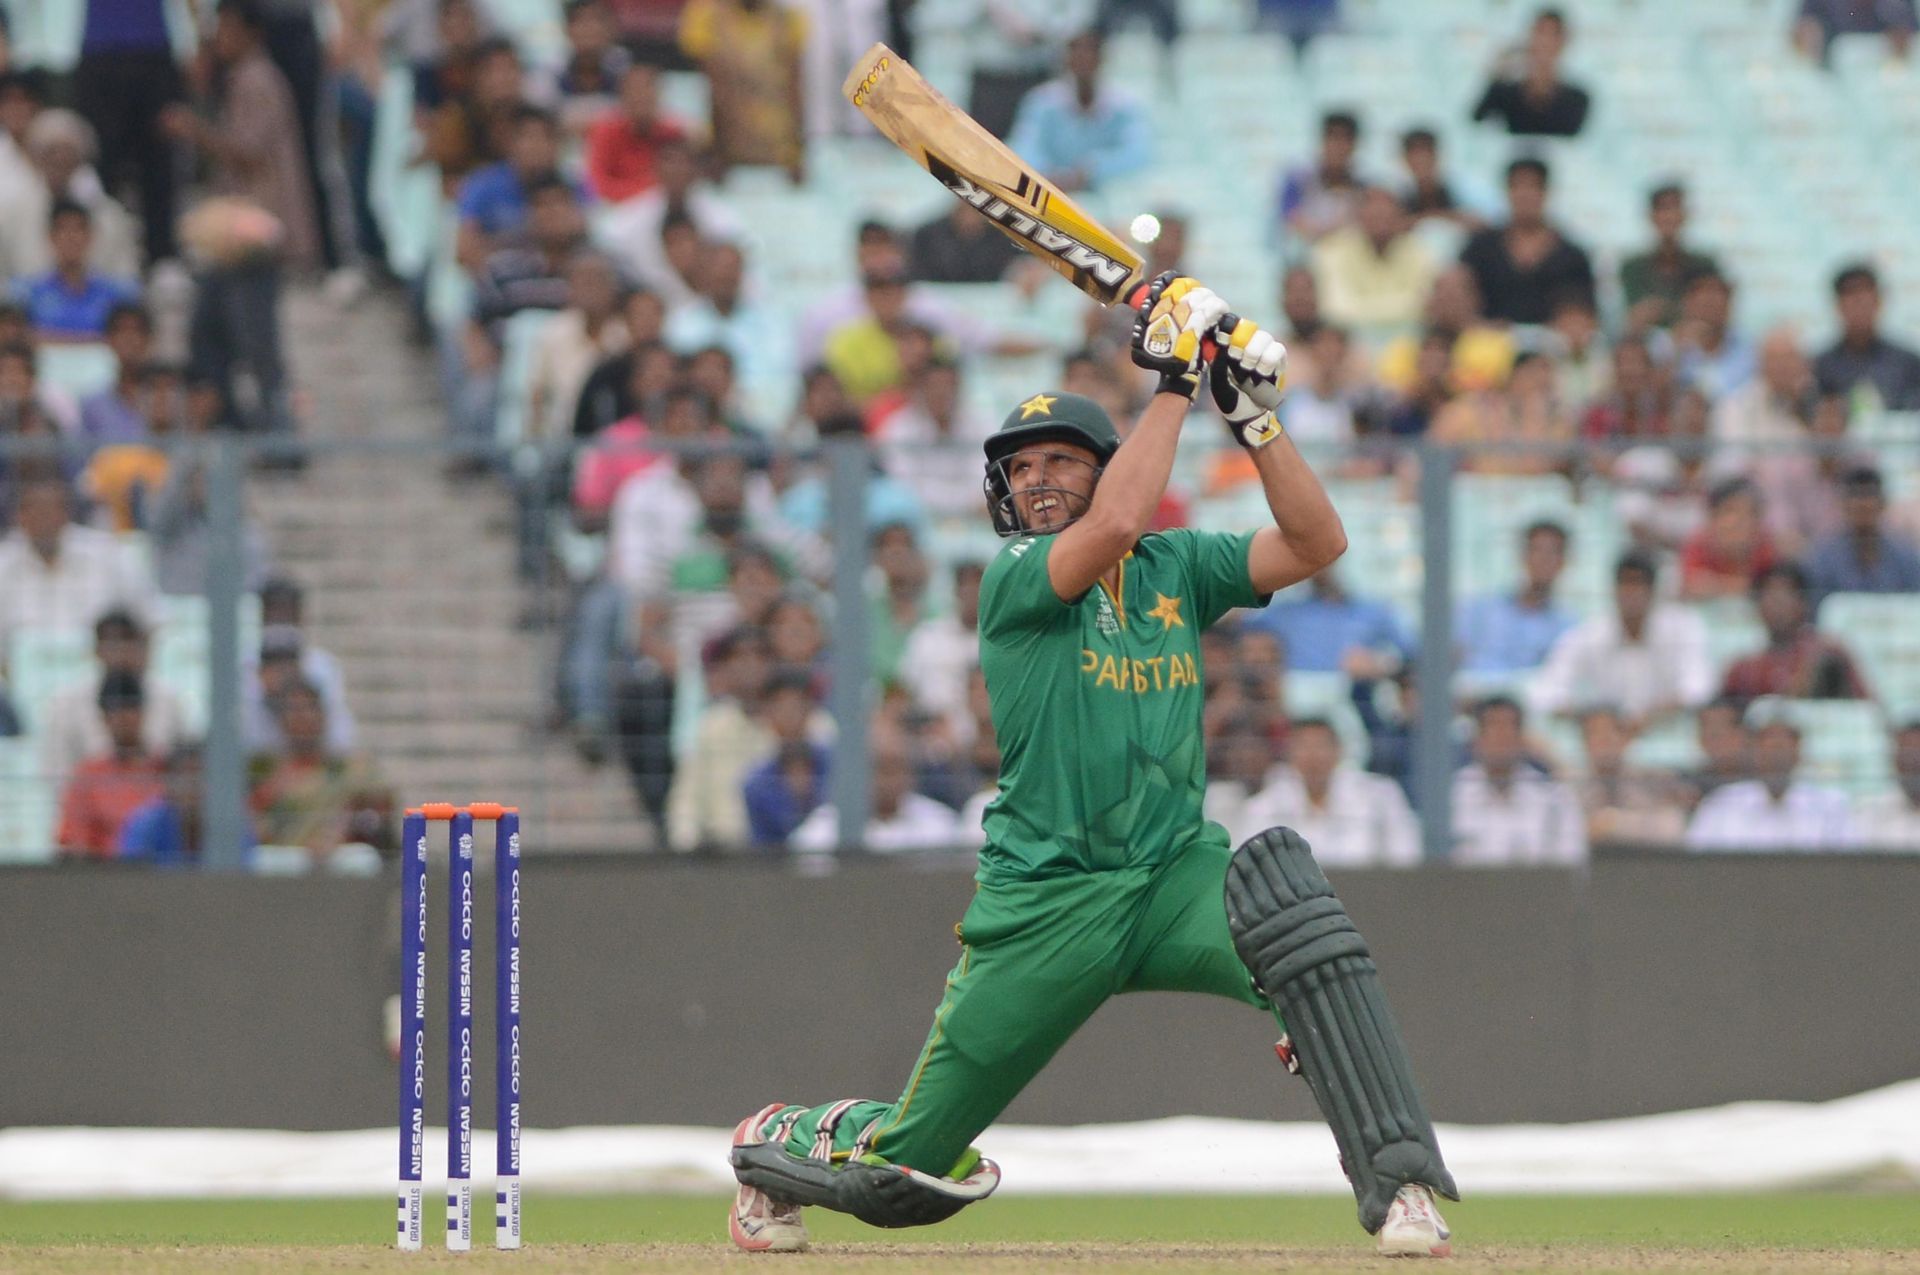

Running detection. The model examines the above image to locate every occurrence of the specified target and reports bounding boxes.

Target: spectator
[161,0,321,274]
[1671,270,1755,401]
[1619,183,1720,334]
[794,221,1003,366]
[1310,185,1435,333]
[1456,520,1576,674]
[876,357,991,519]
[1547,292,1608,409]
[1451,695,1587,864]
[1247,567,1413,675]
[0,108,140,282]
[14,202,138,342]
[1681,696,1750,801]
[1397,127,1475,227]
[1812,263,1920,412]
[454,177,588,452]
[1370,330,1454,437]
[78,364,177,534]
[1805,465,1920,609]
[71,0,182,264]
[572,288,669,437]
[1432,349,1575,476]
[792,724,962,852]
[254,0,355,286]
[1471,7,1590,137]
[663,240,790,421]
[1279,324,1364,446]
[178,194,302,443]
[1854,723,1920,849]
[1687,700,1857,850]
[0,477,155,647]
[1256,0,1342,51]
[454,104,569,264]
[54,670,168,859]
[1531,550,1714,730]
[1203,712,1280,842]
[742,669,832,845]
[526,252,631,445]
[1006,33,1152,195]
[1794,0,1916,63]
[765,591,829,678]
[960,0,1095,140]
[1580,335,1668,439]
[39,608,188,788]
[1277,110,1366,245]
[1458,157,1595,327]
[597,135,745,298]
[1711,325,1816,450]
[243,578,355,754]
[1374,266,1515,403]
[584,64,685,203]
[1574,706,1689,845]
[1751,392,1860,557]
[78,303,158,445]
[823,266,923,405]
[248,678,391,870]
[1720,563,1871,703]
[907,202,1023,284]
[120,743,257,865]
[868,521,933,687]
[145,412,274,595]
[1238,717,1421,867]
[678,0,808,181]
[900,562,985,741]
[1679,476,1779,601]
[556,0,634,134]
[665,626,774,850]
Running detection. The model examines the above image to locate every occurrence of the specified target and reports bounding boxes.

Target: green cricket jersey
[976,527,1269,882]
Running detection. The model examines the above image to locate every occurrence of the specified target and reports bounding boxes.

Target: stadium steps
[258,289,654,854]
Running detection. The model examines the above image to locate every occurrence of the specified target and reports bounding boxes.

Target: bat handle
[1125,282,1222,360]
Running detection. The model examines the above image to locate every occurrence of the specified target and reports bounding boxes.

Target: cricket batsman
[727,273,1458,1257]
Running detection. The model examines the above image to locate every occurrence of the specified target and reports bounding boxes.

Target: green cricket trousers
[757,836,1267,1176]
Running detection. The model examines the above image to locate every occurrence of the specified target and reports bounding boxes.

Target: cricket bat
[843,43,1150,309]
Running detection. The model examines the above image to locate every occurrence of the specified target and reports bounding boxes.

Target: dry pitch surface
[4,1193,1919,1274]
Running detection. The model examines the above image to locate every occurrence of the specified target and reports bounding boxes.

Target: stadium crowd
[4,0,1920,865]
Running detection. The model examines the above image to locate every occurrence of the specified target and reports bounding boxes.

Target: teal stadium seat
[1283,670,1371,767]
[1819,593,1920,719]
[0,738,57,864]
[7,628,96,736]
[37,343,117,400]
[1794,699,1895,799]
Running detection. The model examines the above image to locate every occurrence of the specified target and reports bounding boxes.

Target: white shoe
[1376,1183,1452,1258]
[728,1104,810,1253]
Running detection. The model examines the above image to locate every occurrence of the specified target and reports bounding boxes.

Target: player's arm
[1208,320,1348,594]
[1046,274,1226,601]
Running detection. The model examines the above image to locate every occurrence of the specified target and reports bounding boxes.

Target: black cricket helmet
[982,391,1121,537]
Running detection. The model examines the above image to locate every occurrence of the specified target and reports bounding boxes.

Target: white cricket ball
[1129,213,1162,245]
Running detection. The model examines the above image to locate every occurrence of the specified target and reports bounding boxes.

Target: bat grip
[1125,282,1221,360]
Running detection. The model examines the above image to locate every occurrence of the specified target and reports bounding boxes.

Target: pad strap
[1225,826,1458,1232]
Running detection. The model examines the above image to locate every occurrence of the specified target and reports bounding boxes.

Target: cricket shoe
[1376,1183,1451,1258]
[728,1104,809,1253]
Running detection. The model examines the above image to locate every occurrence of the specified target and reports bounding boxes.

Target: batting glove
[1208,316,1289,450]
[1130,271,1228,401]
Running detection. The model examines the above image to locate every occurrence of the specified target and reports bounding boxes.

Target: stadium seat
[1819,593,1920,718]
[37,343,117,400]
[1284,671,1370,764]
[6,628,96,736]
[1793,699,1895,798]
[0,738,57,864]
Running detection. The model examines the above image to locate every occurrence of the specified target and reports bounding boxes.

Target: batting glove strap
[1209,317,1289,448]
[1131,271,1227,402]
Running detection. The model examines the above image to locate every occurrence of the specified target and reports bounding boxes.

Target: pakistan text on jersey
[1081,649,1200,694]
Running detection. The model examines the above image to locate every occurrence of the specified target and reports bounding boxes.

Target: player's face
[1006,441,1099,535]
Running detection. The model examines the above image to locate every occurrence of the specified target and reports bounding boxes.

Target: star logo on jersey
[1018,393,1058,419]
[1147,592,1185,629]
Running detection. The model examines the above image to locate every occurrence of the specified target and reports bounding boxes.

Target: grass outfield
[3,1193,1918,1273]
